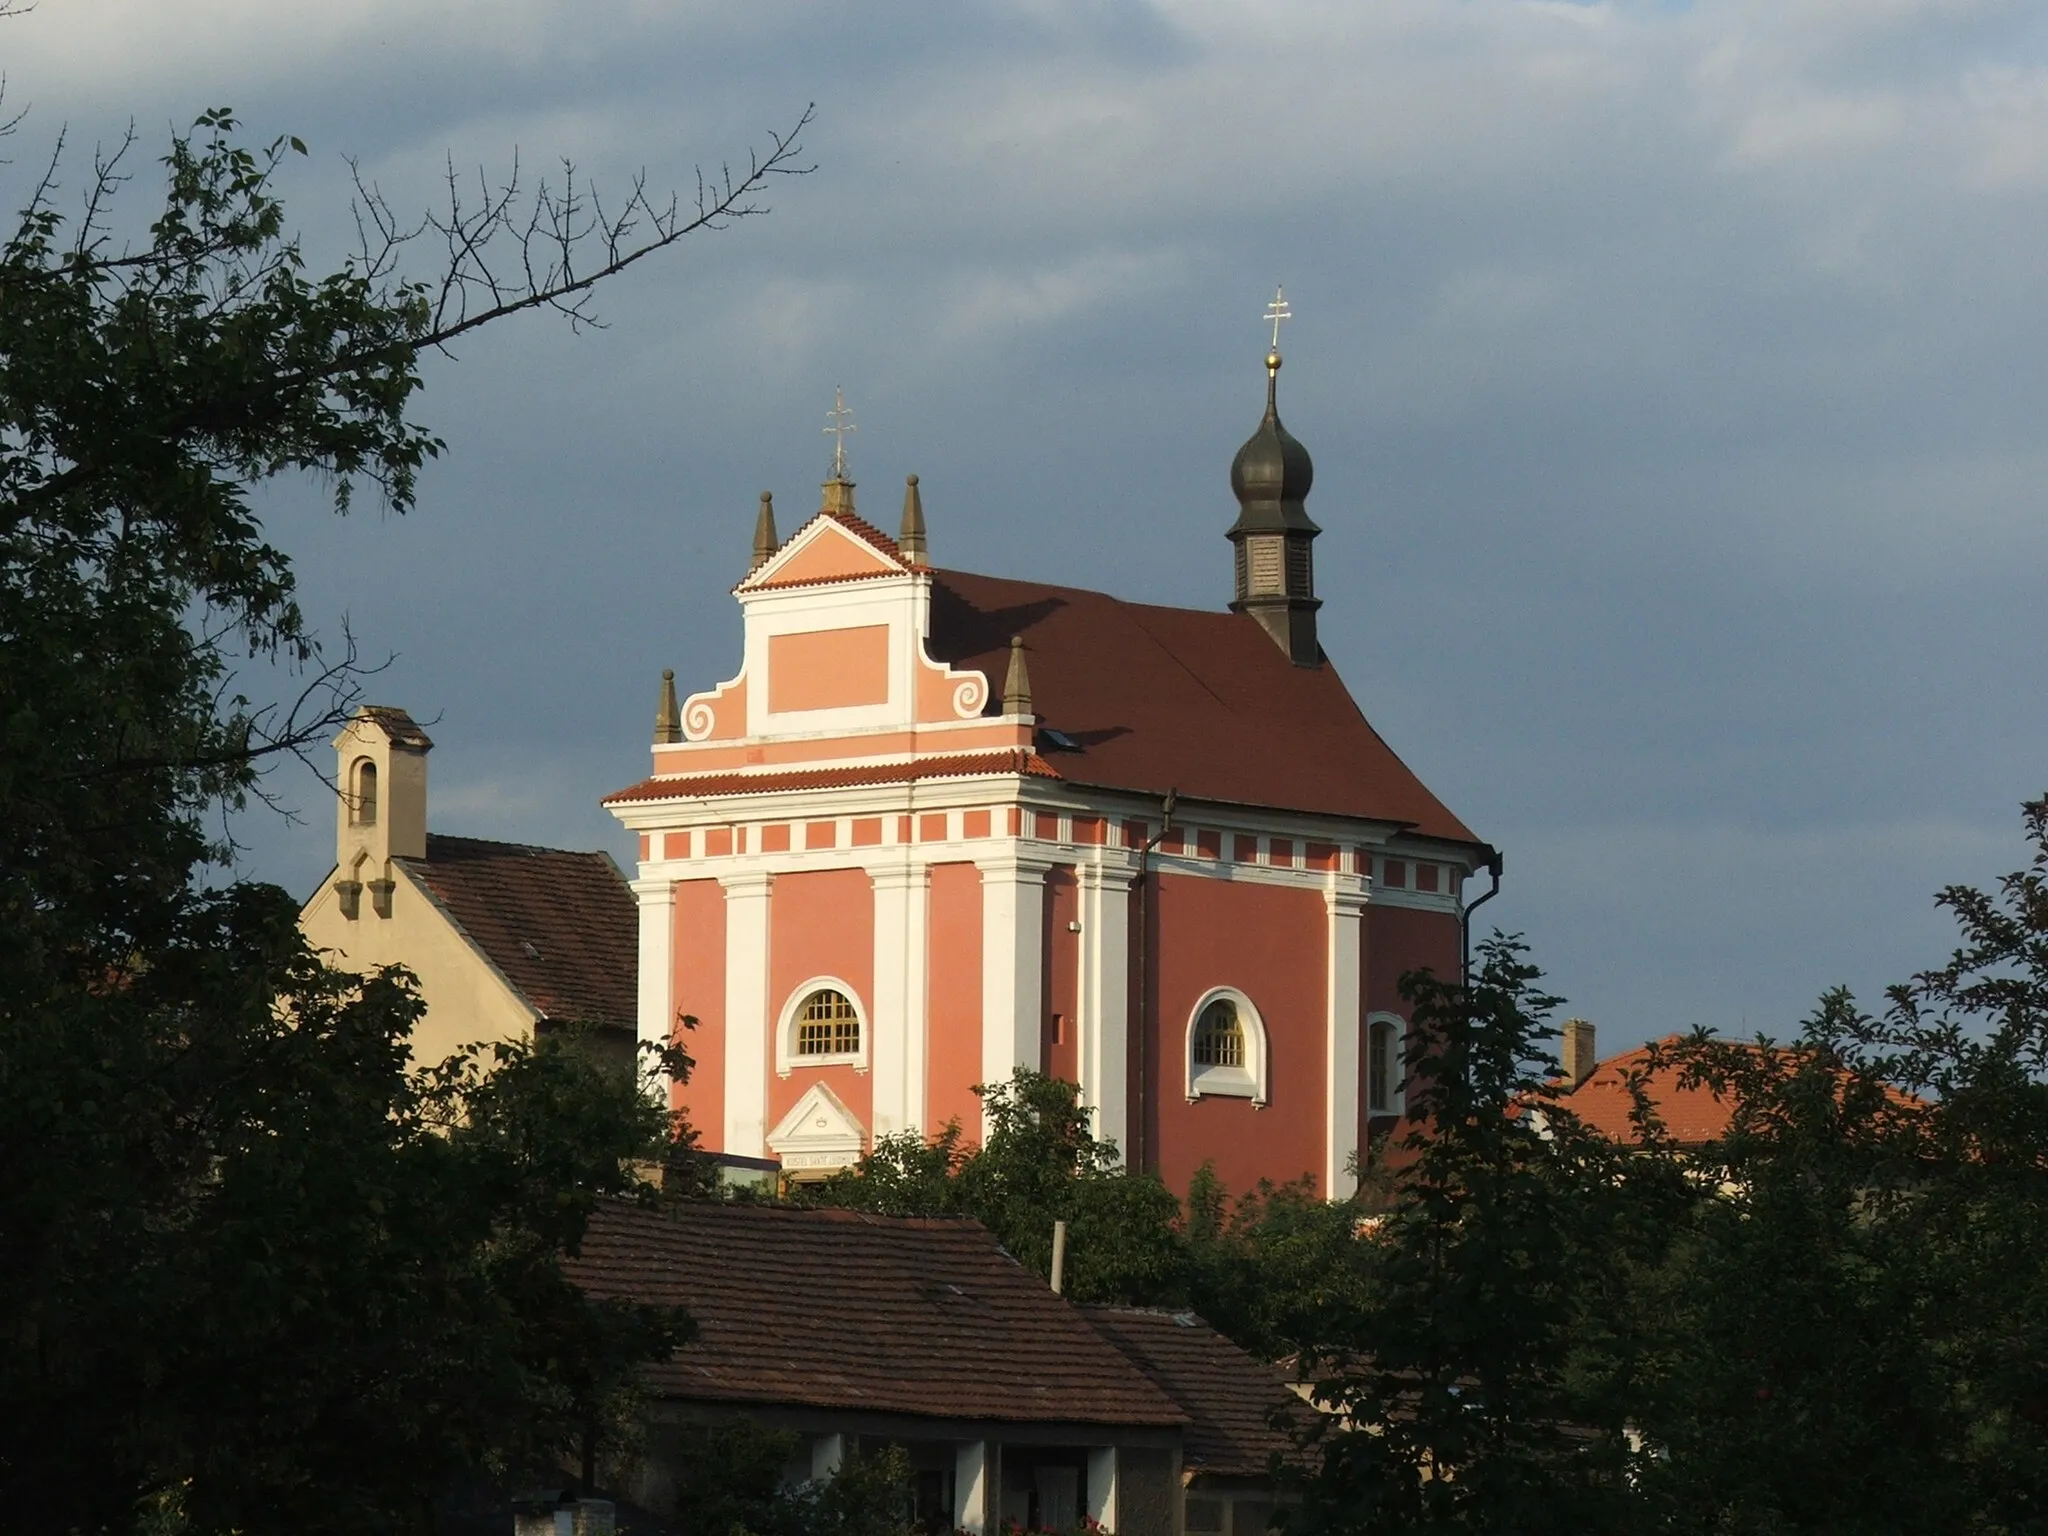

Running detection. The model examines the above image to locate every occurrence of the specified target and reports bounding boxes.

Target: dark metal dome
[1227,358,1318,536]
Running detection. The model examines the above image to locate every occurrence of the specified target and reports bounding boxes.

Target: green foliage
[1181,1168,1372,1362]
[809,1070,1187,1305]
[1287,937,1668,1536]
[0,878,690,1531]
[0,111,713,1533]
[664,1420,914,1536]
[1289,803,2048,1535]
[1616,800,2048,1533]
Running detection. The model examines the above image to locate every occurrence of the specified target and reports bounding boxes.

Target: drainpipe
[1129,788,1178,1174]
[1461,850,1504,987]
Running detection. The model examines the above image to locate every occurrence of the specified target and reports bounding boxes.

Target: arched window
[1192,999,1246,1069]
[1367,1013,1405,1115]
[351,759,379,826]
[777,979,868,1074]
[1185,988,1268,1103]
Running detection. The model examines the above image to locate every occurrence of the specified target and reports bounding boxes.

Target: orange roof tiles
[604,749,1058,806]
[399,834,637,1030]
[1558,1036,1925,1148]
[565,1201,1188,1428]
[928,571,1480,843]
[1556,1036,1745,1146]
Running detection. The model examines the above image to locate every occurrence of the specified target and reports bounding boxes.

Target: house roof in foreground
[565,1201,1188,1429]
[926,570,1479,844]
[1081,1306,1307,1477]
[398,833,637,1032]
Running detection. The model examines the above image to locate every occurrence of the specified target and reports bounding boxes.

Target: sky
[10,0,2048,1051]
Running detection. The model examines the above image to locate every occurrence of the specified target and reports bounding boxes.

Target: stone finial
[654,668,682,744]
[751,491,779,572]
[899,473,928,565]
[1002,634,1033,718]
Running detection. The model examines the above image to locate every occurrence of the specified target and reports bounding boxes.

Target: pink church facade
[606,363,1491,1199]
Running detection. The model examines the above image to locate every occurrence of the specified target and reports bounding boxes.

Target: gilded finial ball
[1266,350,1283,371]
[760,490,772,504]
[907,473,918,486]
[662,668,674,681]
[1009,634,1023,647]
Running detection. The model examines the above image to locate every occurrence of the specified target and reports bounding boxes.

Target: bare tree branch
[349,101,817,353]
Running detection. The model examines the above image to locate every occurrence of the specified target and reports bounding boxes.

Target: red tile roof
[1556,1038,1741,1146]
[1557,1036,1924,1148]
[399,834,637,1031]
[928,571,1479,843]
[1081,1307,1307,1477]
[604,749,1058,806]
[739,510,908,593]
[565,1201,1187,1429]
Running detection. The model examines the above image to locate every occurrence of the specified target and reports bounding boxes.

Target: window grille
[794,989,860,1056]
[1191,999,1246,1069]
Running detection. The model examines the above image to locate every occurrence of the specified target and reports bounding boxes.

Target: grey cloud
[11,0,2044,1046]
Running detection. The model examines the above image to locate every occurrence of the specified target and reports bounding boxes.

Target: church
[599,326,1494,1200]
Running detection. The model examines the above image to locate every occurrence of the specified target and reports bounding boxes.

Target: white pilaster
[632,876,676,1057]
[869,860,931,1140]
[721,870,775,1157]
[1086,1446,1119,1532]
[1079,849,1135,1158]
[977,850,1050,1129]
[1325,876,1367,1199]
[955,1440,991,1536]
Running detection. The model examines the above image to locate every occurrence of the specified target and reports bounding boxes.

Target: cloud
[17,0,2047,1050]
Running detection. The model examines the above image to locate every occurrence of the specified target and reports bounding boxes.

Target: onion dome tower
[1226,288,1321,666]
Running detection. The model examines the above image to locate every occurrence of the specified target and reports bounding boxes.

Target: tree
[0,81,808,1532]
[808,1071,1188,1305]
[664,1419,915,1536]
[1286,938,1681,1536]
[1623,799,2048,1534]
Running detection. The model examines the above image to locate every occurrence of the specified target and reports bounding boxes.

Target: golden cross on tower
[824,386,857,481]
[1264,285,1292,356]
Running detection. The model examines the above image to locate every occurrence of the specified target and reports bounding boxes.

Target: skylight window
[1040,727,1080,752]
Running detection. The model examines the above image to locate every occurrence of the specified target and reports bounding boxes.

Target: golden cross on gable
[1265,286,1292,352]
[824,386,856,481]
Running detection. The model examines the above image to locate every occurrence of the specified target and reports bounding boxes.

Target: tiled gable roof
[398,834,637,1031]
[565,1201,1187,1429]
[1081,1306,1307,1477]
[928,570,1479,843]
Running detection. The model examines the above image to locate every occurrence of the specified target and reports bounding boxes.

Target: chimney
[1562,1018,1597,1088]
